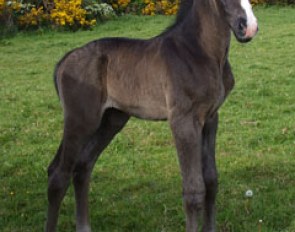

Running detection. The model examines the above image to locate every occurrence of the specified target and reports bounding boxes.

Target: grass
[0,6,294,232]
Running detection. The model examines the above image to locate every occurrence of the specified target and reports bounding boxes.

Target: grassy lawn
[0,6,294,232]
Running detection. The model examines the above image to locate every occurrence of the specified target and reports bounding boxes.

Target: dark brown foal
[46,0,258,231]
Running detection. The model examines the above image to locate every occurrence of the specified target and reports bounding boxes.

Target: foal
[46,0,258,231]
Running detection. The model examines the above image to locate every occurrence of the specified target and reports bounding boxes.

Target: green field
[0,6,294,232]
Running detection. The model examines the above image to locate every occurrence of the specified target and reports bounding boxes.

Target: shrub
[84,3,116,22]
[251,0,264,4]
[49,0,96,30]
[105,0,179,15]
[0,1,22,37]
[18,4,47,29]
[0,0,116,33]
[251,0,295,4]
[107,0,132,14]
[141,0,179,15]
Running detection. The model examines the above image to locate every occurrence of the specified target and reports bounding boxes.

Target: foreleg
[202,114,218,232]
[170,113,205,232]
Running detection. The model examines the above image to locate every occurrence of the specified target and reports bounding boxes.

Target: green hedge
[251,0,295,4]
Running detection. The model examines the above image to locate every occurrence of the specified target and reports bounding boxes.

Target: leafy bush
[0,0,116,33]
[84,3,116,22]
[251,0,295,4]
[0,0,21,36]
[49,0,96,30]
[107,0,132,14]
[18,4,47,29]
[141,0,179,15]
[105,0,178,15]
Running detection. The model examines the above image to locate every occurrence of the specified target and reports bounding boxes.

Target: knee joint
[204,170,218,190]
[183,191,206,210]
[48,172,70,199]
[73,163,91,183]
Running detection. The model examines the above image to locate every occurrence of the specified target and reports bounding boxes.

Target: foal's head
[219,0,258,42]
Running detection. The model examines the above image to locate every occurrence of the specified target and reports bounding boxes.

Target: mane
[176,0,195,24]
[156,0,221,38]
[158,0,195,36]
[175,0,218,24]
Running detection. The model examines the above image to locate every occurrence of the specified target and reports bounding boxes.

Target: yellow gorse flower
[142,0,179,16]
[0,0,21,13]
[18,6,44,27]
[49,0,96,28]
[14,0,96,29]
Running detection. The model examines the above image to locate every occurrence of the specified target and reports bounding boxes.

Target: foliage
[49,0,96,30]
[251,0,295,4]
[84,3,116,22]
[105,0,179,15]
[0,0,21,36]
[141,0,179,15]
[251,0,267,4]
[0,0,116,33]
[18,5,47,29]
[107,0,135,15]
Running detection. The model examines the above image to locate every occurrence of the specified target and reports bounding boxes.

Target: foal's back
[56,37,171,120]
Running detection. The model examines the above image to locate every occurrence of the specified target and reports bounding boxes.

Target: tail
[53,65,60,98]
[53,50,75,99]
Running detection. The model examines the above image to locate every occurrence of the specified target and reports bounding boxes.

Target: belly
[106,71,168,120]
[106,93,168,120]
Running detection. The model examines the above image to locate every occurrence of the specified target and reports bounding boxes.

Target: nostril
[238,17,247,32]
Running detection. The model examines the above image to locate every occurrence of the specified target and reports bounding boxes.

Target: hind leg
[48,140,63,177]
[46,114,101,232]
[46,68,108,231]
[73,109,129,232]
[202,114,218,232]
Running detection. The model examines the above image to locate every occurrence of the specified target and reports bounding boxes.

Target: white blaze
[240,0,258,38]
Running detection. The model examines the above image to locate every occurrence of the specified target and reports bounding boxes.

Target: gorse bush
[108,0,132,14]
[49,0,96,30]
[0,0,116,33]
[105,0,178,15]
[141,0,179,15]
[0,0,21,34]
[18,4,46,29]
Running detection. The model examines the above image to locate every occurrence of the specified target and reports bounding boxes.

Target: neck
[170,0,231,61]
